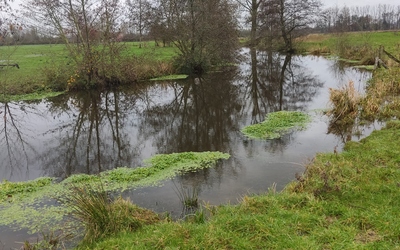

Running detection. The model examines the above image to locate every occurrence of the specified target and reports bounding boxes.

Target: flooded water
[0,49,378,247]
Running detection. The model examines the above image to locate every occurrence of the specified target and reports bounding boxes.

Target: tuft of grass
[21,231,68,250]
[62,182,159,244]
[241,111,311,139]
[361,68,400,120]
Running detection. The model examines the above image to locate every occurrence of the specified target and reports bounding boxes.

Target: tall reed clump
[62,183,159,244]
[327,81,361,125]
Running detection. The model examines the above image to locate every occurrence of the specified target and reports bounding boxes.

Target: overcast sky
[9,0,399,11]
[321,0,397,8]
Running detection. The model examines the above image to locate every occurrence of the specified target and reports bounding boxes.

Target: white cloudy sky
[10,0,400,9]
[321,0,397,8]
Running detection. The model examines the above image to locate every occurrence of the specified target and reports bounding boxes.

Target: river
[0,49,377,248]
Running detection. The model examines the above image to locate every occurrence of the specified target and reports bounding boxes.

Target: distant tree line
[316,4,400,33]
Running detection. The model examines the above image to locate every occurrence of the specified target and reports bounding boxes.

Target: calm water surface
[0,49,378,247]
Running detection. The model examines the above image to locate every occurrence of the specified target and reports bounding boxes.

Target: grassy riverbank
[299,31,400,63]
[0,42,177,100]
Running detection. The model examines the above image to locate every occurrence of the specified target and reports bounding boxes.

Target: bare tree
[316,4,400,33]
[260,0,321,52]
[23,0,124,87]
[164,0,239,73]
[126,0,152,47]
[0,0,20,44]
[237,0,265,47]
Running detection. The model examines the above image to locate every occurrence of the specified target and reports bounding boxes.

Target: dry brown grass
[300,33,332,43]
[327,68,400,125]
[361,68,400,120]
[327,81,361,124]
[308,46,331,55]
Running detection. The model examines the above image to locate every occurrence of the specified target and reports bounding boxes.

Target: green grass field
[0,42,177,98]
[300,31,400,59]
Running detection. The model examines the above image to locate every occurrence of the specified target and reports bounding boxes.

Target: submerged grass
[241,111,311,139]
[79,121,400,249]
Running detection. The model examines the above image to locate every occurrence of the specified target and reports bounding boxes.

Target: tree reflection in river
[240,48,323,121]
[0,102,39,180]
[40,90,142,178]
[239,48,324,156]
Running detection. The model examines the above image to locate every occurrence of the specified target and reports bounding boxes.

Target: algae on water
[0,151,230,233]
[241,111,311,139]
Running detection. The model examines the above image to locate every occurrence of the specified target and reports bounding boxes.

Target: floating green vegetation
[353,65,375,71]
[338,58,361,64]
[0,91,65,103]
[150,74,188,81]
[65,151,230,190]
[0,177,53,202]
[0,151,229,234]
[241,111,311,139]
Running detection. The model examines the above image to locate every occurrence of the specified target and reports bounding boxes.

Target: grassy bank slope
[82,121,400,249]
[0,42,177,99]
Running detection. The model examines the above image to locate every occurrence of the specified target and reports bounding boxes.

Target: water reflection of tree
[241,48,324,123]
[329,59,371,89]
[240,48,324,155]
[41,90,141,179]
[138,71,242,154]
[0,102,36,180]
[136,71,244,193]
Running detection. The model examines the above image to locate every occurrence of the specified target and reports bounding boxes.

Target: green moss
[150,74,189,81]
[0,91,65,102]
[241,111,311,139]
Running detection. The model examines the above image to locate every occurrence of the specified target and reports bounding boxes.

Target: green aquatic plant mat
[150,74,188,81]
[241,111,311,139]
[0,151,229,234]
